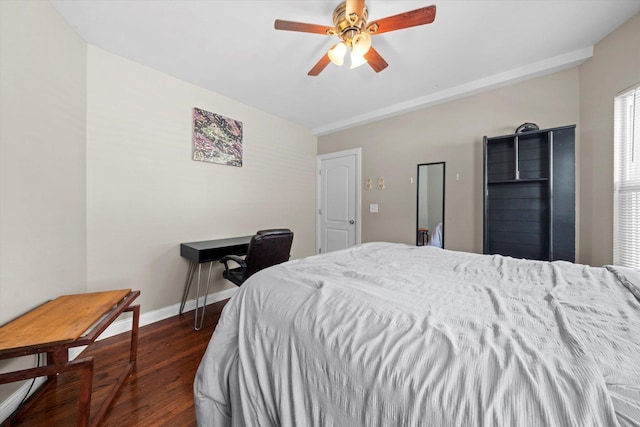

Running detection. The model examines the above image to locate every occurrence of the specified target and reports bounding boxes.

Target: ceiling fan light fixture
[350,51,368,69]
[351,33,371,56]
[328,42,348,66]
[274,3,437,76]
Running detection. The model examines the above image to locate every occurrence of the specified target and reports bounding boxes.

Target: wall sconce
[365,177,372,190]
[378,177,385,190]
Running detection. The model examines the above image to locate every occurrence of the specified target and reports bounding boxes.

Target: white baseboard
[0,287,238,424]
[96,286,239,342]
[0,376,47,424]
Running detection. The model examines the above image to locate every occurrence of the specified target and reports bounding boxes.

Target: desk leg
[179,261,197,315]
[193,262,214,331]
[182,260,215,331]
[193,263,208,331]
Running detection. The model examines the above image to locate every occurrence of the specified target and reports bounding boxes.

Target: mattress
[194,242,640,426]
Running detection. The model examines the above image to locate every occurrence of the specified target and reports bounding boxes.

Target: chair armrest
[219,255,247,273]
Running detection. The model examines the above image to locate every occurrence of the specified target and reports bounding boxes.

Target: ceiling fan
[274,0,436,76]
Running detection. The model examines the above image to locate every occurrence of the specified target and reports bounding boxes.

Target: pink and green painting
[192,107,243,167]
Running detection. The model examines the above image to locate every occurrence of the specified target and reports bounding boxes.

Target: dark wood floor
[5,299,228,427]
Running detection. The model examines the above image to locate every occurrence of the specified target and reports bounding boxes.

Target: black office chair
[220,229,294,286]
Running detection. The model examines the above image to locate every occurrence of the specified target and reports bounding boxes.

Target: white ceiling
[50,0,640,135]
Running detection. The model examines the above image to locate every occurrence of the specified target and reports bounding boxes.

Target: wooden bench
[0,289,140,427]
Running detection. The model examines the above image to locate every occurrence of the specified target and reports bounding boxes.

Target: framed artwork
[192,107,243,167]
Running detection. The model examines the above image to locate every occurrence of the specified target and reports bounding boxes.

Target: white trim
[316,148,362,254]
[0,376,48,424]
[0,287,238,423]
[312,47,594,136]
[97,286,238,342]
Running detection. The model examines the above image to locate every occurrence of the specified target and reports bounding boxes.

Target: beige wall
[86,46,317,312]
[0,0,87,403]
[0,0,317,409]
[579,13,640,266]
[0,0,636,412]
[318,68,580,255]
[319,13,640,264]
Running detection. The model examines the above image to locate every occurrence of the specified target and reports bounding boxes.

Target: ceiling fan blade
[346,0,365,22]
[364,47,388,73]
[367,5,436,35]
[274,19,335,35]
[308,52,332,76]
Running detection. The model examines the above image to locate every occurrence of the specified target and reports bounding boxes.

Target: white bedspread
[194,243,640,427]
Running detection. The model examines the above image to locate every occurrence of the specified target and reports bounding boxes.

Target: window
[614,85,640,268]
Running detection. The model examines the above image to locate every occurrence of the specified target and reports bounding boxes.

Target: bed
[194,242,640,427]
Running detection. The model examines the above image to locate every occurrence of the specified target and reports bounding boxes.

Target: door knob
[349,220,355,224]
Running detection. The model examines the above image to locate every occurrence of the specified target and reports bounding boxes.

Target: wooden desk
[0,289,140,427]
[179,236,251,330]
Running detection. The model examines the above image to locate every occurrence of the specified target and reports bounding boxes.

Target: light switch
[370,203,379,213]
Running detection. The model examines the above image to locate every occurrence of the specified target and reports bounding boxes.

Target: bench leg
[125,305,140,363]
[75,357,94,427]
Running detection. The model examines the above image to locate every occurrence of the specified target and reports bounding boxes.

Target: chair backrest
[243,229,294,278]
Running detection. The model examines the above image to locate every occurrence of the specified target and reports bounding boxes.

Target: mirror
[417,162,445,248]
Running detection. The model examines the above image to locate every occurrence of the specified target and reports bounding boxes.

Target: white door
[317,148,361,254]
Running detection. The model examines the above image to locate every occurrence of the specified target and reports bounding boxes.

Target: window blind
[614,84,640,268]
